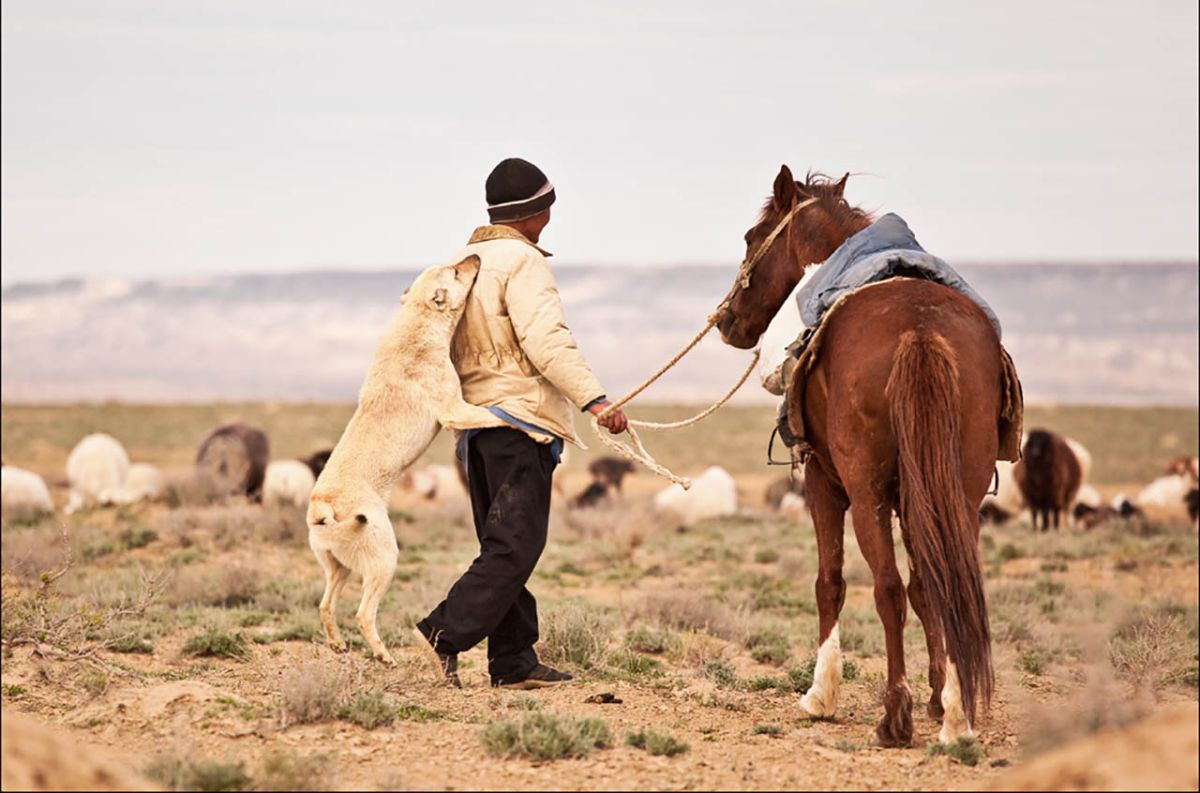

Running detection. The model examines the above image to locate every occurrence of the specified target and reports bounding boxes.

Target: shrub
[754,548,780,564]
[1109,611,1193,690]
[625,625,679,655]
[183,629,251,661]
[279,660,352,726]
[626,729,689,756]
[751,723,783,736]
[338,693,397,730]
[256,751,333,792]
[746,628,790,666]
[480,712,612,761]
[1020,646,1054,676]
[927,735,985,766]
[146,754,251,791]
[539,601,612,670]
[607,649,663,679]
[635,592,743,642]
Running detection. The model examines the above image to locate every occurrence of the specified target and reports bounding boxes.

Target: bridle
[714,193,820,322]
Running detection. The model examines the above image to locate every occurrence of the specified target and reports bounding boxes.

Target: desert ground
[1,402,1197,791]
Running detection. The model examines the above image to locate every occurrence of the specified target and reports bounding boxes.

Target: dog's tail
[307,497,368,529]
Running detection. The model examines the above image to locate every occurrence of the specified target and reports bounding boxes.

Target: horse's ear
[773,164,796,207]
[835,172,850,196]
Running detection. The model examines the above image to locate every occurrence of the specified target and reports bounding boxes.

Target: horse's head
[717,165,868,349]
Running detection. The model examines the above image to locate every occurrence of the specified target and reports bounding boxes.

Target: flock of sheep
[980,427,1199,531]
[2,420,1196,534]
[0,422,332,524]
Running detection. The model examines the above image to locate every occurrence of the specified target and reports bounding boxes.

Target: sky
[2,0,1197,285]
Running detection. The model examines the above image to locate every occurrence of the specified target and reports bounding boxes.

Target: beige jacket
[448,225,605,447]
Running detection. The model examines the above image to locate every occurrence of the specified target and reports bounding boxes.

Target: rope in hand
[588,195,817,488]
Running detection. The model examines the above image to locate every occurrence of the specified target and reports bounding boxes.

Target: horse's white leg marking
[938,658,972,743]
[800,623,842,717]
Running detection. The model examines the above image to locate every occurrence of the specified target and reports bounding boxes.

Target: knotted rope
[590,195,818,487]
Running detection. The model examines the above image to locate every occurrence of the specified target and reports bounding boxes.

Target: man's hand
[587,400,628,434]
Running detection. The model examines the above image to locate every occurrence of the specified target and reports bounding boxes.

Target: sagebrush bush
[626,729,689,756]
[635,591,744,642]
[539,600,612,670]
[183,628,251,661]
[256,751,333,792]
[146,753,251,792]
[480,712,611,761]
[279,660,354,726]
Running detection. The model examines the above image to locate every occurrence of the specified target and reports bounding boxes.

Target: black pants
[418,428,554,681]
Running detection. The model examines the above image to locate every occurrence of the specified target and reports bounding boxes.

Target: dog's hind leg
[357,565,397,665]
[317,549,352,652]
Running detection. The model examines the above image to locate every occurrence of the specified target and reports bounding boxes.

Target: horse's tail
[887,329,993,727]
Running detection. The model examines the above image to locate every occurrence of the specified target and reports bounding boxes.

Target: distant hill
[2,262,1196,405]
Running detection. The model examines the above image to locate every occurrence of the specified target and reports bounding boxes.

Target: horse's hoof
[874,719,914,748]
[328,641,348,654]
[799,690,836,719]
[377,652,398,667]
[927,698,945,720]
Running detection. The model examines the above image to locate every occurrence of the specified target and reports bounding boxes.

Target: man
[413,157,628,689]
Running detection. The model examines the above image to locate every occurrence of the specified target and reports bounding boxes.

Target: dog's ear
[355,514,367,526]
[431,288,448,309]
[452,254,481,280]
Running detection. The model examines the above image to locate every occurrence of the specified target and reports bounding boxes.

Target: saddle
[775,280,1024,464]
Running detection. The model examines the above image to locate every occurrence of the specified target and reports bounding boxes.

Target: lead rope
[589,195,817,488]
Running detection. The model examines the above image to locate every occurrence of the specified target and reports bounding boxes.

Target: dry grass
[480,712,612,761]
[634,591,745,642]
[538,600,613,671]
[277,659,356,726]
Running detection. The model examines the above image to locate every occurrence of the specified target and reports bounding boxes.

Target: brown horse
[718,165,999,747]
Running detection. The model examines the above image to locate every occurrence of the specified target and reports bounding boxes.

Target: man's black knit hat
[486,158,556,223]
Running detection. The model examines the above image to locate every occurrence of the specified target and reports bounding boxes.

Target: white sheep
[653,465,738,526]
[263,460,317,508]
[402,463,464,501]
[1,465,54,523]
[112,463,165,505]
[65,433,130,513]
[1136,474,1192,516]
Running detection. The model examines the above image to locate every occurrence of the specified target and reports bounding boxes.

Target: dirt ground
[1,404,1197,791]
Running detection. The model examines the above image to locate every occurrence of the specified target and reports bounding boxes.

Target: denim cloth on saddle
[795,213,1002,339]
[455,406,563,474]
[776,216,1023,463]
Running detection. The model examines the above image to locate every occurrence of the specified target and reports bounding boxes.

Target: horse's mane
[758,171,872,229]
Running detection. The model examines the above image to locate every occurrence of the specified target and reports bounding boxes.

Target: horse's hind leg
[850,494,914,747]
[316,549,351,652]
[902,535,946,720]
[798,459,849,718]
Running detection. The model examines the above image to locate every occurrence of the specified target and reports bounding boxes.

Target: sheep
[765,473,805,510]
[1013,429,1082,531]
[400,464,464,502]
[1136,474,1193,509]
[263,459,317,508]
[304,449,333,479]
[1165,455,1199,483]
[1,465,54,523]
[653,465,737,526]
[112,463,164,505]
[307,254,506,665]
[778,490,808,520]
[587,457,636,493]
[65,433,130,513]
[195,423,270,501]
[979,459,1025,525]
[570,481,611,509]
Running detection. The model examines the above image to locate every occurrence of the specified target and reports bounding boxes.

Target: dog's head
[404,255,481,316]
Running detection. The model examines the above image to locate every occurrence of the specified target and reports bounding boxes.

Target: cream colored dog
[307,254,504,664]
